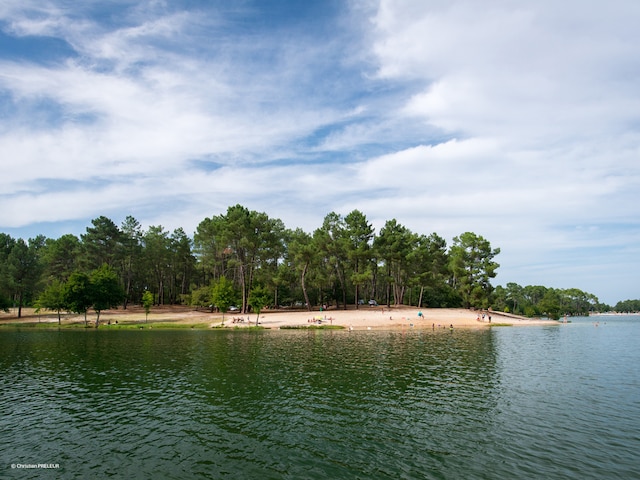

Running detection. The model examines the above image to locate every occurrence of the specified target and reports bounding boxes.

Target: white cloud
[1,0,639,303]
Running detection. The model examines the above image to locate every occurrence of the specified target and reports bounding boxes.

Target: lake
[1,316,639,479]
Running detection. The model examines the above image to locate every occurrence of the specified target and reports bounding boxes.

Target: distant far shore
[0,305,558,330]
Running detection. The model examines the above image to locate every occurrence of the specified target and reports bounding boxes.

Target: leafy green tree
[505,282,524,314]
[411,233,453,308]
[254,217,287,307]
[120,216,143,308]
[538,288,563,320]
[248,285,271,326]
[288,228,316,311]
[190,285,212,311]
[224,205,275,313]
[193,214,228,284]
[0,233,17,312]
[522,285,547,310]
[614,299,640,312]
[6,237,43,318]
[90,264,124,327]
[194,205,284,313]
[559,288,598,316]
[36,279,67,324]
[0,294,9,313]
[492,285,509,312]
[42,234,84,282]
[448,232,500,308]
[142,225,171,305]
[82,216,122,270]
[142,290,154,322]
[64,271,93,326]
[315,212,349,308]
[211,276,236,325]
[168,228,195,304]
[344,210,374,309]
[374,219,417,306]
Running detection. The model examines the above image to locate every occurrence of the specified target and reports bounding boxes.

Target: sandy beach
[0,305,557,329]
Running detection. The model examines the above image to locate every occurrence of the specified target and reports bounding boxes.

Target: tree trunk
[301,263,311,312]
[240,264,247,313]
[355,283,360,309]
[123,263,132,309]
[386,265,391,307]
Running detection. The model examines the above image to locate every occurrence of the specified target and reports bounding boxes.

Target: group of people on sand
[307,316,334,325]
[476,312,492,323]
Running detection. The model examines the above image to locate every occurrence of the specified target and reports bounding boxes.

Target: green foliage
[492,284,599,318]
[448,232,500,309]
[0,204,617,320]
[614,299,640,312]
[64,272,93,325]
[41,234,83,282]
[344,210,374,308]
[194,205,280,313]
[0,294,10,313]
[82,216,121,270]
[288,228,316,311]
[211,276,237,323]
[142,290,154,322]
[190,285,212,310]
[5,237,43,317]
[90,264,125,327]
[538,289,562,320]
[374,219,417,307]
[36,279,67,324]
[248,285,270,324]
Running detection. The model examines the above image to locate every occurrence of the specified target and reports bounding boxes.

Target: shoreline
[0,305,558,330]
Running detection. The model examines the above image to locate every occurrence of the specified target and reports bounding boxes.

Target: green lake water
[1,316,639,479]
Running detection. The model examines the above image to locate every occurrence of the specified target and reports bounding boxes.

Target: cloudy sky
[1,0,639,304]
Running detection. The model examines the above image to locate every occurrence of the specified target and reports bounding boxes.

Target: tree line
[0,204,621,322]
[492,284,605,319]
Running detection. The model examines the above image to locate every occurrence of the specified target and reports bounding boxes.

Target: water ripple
[1,323,640,479]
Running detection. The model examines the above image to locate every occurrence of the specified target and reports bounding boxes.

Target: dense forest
[0,204,627,324]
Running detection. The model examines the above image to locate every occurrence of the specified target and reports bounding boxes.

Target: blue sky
[1,0,639,305]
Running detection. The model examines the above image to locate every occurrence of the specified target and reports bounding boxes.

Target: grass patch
[105,322,211,329]
[0,321,213,330]
[489,323,513,327]
[0,322,69,329]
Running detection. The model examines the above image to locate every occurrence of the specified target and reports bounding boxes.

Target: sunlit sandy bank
[0,305,558,329]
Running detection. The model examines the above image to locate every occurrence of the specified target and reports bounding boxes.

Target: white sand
[1,305,557,329]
